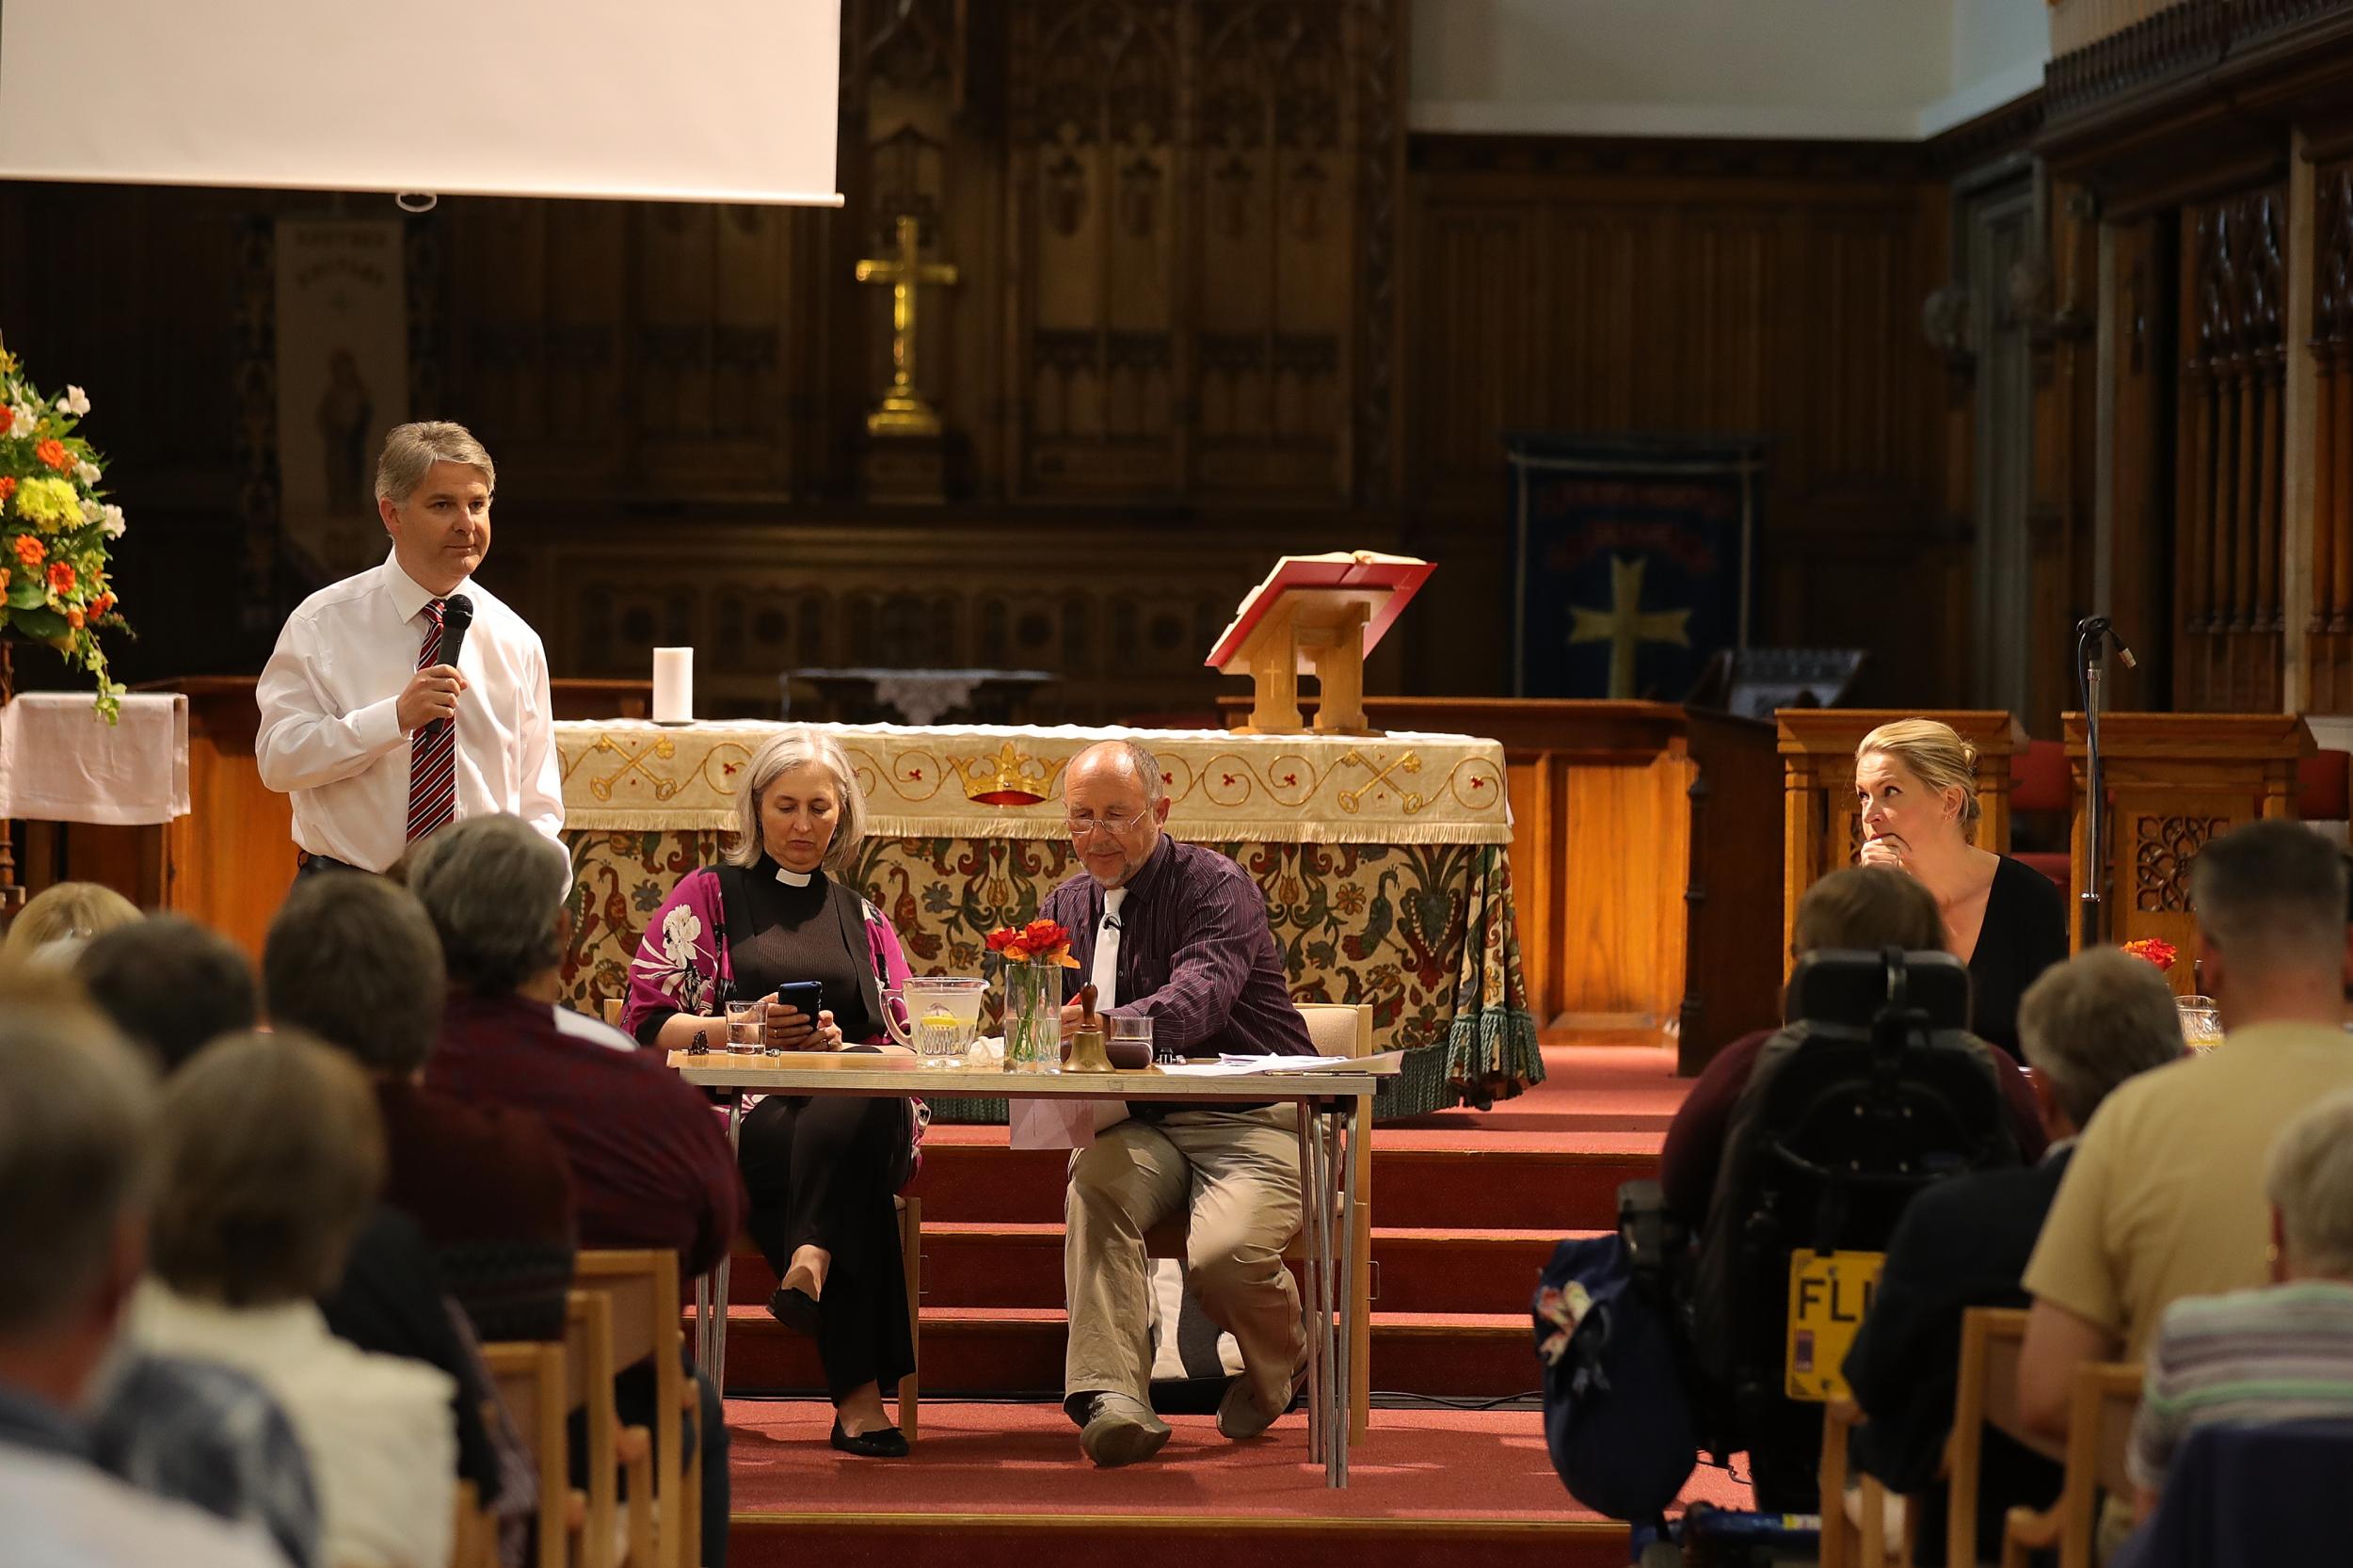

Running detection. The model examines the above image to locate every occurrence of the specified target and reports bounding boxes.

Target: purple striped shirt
[1042,837,1313,1059]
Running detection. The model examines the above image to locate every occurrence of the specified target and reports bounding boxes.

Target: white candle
[652,648,694,725]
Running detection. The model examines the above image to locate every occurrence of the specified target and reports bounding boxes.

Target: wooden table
[669,1049,1391,1488]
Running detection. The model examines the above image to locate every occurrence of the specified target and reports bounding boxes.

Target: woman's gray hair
[2268,1090,2353,1279]
[2016,947,2185,1129]
[376,421,496,504]
[406,815,574,997]
[728,729,868,876]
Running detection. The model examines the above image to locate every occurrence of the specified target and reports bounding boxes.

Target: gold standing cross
[855,215,960,437]
[1568,554,1690,699]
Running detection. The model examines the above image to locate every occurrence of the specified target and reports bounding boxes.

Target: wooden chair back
[478,1338,575,1568]
[573,1252,680,1568]
[1998,1359,2140,1568]
[1821,1398,1919,1568]
[564,1288,624,1568]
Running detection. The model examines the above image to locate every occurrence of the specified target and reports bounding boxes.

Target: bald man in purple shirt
[1042,739,1315,1468]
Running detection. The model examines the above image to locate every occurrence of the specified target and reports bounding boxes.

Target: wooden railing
[2051,0,2199,55]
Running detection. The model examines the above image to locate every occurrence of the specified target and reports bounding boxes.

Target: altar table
[671,1048,1388,1489]
[560,720,1536,1117]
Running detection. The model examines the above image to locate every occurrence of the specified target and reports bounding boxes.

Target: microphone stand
[2073,616,2137,950]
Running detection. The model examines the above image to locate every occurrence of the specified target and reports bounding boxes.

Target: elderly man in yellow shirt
[2018,820,2353,1441]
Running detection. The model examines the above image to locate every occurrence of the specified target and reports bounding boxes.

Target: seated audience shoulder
[0,1447,294,1568]
[88,1352,323,1568]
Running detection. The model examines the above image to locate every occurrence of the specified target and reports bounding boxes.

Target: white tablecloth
[0,693,191,824]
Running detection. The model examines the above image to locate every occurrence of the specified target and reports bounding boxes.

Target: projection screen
[0,0,842,205]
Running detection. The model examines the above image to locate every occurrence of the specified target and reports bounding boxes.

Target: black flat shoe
[766,1284,821,1336]
[830,1419,909,1458]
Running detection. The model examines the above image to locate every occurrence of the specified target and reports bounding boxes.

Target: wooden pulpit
[1778,710,2027,965]
[2065,712,2312,989]
[1207,552,1433,736]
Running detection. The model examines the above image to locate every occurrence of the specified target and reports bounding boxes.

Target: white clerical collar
[775,865,815,888]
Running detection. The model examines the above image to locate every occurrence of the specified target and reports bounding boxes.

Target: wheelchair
[1618,947,2025,1566]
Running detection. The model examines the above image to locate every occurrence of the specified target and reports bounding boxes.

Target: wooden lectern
[1207,552,1433,736]
[1778,710,2027,966]
[2064,712,2311,987]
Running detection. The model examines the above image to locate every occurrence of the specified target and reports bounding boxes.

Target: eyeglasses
[1065,808,1149,840]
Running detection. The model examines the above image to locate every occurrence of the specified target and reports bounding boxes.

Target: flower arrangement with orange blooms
[984,918,1081,968]
[0,334,129,719]
[2121,936,2177,972]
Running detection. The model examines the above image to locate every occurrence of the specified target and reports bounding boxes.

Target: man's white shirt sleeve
[254,611,407,792]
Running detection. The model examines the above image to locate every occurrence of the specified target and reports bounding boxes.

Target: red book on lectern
[1205,552,1434,670]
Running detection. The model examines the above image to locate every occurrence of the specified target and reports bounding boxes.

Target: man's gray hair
[376,420,496,504]
[727,729,868,875]
[2016,947,2185,1129]
[2188,820,2349,976]
[1075,738,1163,808]
[408,816,574,997]
[2268,1090,2353,1278]
[263,873,445,1075]
[0,1008,157,1336]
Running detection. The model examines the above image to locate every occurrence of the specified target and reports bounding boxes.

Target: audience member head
[1855,719,1982,859]
[2188,820,2351,1029]
[2016,948,2185,1140]
[75,916,258,1075]
[1791,865,1945,958]
[407,814,571,999]
[263,873,445,1077]
[0,1003,158,1409]
[148,1032,384,1308]
[727,728,868,877]
[2265,1090,2353,1285]
[1064,738,1169,890]
[3,881,140,965]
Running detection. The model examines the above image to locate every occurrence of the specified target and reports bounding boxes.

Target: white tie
[1091,888,1127,1012]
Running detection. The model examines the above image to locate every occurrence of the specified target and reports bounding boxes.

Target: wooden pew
[1999,1357,2139,1568]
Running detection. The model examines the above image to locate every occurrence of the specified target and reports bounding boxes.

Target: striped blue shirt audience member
[2130,1089,2353,1519]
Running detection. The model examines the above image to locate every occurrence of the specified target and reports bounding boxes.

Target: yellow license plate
[1784,1249,1883,1401]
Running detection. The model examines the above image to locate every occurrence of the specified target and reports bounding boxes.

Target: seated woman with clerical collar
[622,728,925,1459]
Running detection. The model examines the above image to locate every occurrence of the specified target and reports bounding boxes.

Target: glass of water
[726,999,764,1055]
[2177,995,2222,1052]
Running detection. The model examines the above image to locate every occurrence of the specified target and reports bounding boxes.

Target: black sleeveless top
[1964,856,2071,1056]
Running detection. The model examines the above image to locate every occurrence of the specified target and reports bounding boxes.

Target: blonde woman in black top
[1853,718,2070,1055]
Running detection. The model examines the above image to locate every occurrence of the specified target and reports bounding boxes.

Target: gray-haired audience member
[2127,1089,2353,1518]
[75,915,259,1074]
[1844,945,2185,1559]
[0,1001,296,1568]
[2022,820,2353,1444]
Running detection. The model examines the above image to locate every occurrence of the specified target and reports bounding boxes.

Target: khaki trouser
[1064,1105,1305,1414]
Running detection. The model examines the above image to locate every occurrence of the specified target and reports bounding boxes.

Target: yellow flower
[10,476,80,533]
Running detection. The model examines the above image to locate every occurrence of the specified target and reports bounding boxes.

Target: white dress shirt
[0,1446,286,1568]
[256,551,562,871]
[125,1283,456,1568]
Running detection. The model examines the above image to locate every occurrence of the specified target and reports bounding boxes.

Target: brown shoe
[1216,1359,1307,1440]
[1078,1392,1171,1467]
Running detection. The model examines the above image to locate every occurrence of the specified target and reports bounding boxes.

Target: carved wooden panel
[2174,186,2287,712]
[2309,162,2353,712]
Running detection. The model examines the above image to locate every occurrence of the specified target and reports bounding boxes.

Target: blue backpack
[1532,1232,1698,1521]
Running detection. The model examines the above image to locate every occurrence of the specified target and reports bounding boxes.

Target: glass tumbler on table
[1109,1015,1157,1068]
[2176,995,2222,1052]
[726,999,764,1055]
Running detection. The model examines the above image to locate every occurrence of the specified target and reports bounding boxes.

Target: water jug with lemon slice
[884,976,989,1066]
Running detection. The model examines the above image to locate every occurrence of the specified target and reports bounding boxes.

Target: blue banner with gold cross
[1507,435,1762,700]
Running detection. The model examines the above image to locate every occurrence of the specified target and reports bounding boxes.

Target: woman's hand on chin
[1858,834,1911,871]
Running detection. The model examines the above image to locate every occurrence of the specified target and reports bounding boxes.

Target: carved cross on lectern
[854,215,959,438]
[1568,554,1690,699]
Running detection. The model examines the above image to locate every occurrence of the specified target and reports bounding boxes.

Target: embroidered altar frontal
[558,721,1538,1116]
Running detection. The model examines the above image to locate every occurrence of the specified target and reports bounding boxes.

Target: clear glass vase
[1000,958,1062,1074]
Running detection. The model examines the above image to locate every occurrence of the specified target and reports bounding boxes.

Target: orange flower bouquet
[2121,937,2177,973]
[0,336,129,719]
[988,918,1078,1072]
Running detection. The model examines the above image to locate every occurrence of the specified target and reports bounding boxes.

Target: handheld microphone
[424,594,474,744]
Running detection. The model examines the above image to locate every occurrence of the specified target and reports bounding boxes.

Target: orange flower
[65,607,83,630]
[0,476,14,504]
[0,568,10,592]
[90,591,113,616]
[47,561,74,594]
[11,536,43,568]
[33,439,71,473]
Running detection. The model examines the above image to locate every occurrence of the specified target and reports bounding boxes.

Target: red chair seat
[2297,750,2351,820]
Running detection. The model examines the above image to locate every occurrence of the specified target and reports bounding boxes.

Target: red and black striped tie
[406,598,456,843]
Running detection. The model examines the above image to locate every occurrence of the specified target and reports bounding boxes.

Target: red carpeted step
[910,1141,1655,1231]
[729,1515,1635,1568]
[708,1305,1539,1399]
[724,1224,1588,1316]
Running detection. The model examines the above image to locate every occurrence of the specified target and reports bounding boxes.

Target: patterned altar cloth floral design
[556,721,1538,1118]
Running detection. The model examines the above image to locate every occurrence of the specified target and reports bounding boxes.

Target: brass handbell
[1064,982,1116,1073]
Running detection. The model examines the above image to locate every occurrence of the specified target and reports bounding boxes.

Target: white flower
[75,460,101,487]
[100,504,126,538]
[81,498,102,524]
[59,386,89,417]
[6,406,34,439]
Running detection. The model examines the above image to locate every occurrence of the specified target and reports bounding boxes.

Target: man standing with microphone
[258,422,561,875]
